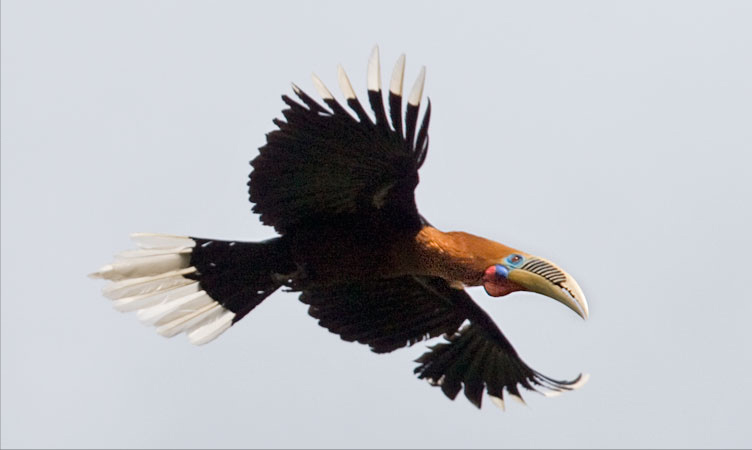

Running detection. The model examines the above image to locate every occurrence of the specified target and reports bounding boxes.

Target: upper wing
[301,275,585,408]
[249,49,431,235]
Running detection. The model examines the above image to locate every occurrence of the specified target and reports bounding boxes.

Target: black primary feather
[389,89,403,137]
[414,289,586,408]
[368,89,389,130]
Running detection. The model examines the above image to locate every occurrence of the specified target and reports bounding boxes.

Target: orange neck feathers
[400,226,521,285]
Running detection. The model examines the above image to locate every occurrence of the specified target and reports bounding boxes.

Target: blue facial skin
[496,254,525,279]
[494,264,510,279]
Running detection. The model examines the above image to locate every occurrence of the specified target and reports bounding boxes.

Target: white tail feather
[93,233,235,345]
[152,292,215,326]
[91,254,190,281]
[112,282,201,312]
[102,268,196,299]
[187,310,235,345]
[116,247,192,258]
[156,303,223,337]
[137,290,213,325]
[130,233,195,249]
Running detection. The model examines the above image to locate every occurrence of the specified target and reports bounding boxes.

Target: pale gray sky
[2,1,751,448]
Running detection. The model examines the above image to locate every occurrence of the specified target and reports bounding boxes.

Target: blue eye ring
[506,254,524,267]
[494,264,510,279]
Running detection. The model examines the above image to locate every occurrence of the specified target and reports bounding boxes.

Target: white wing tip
[390,54,406,96]
[509,393,527,405]
[571,373,591,390]
[489,395,506,411]
[408,66,426,106]
[543,373,590,398]
[337,65,357,100]
[311,73,334,100]
[367,46,381,92]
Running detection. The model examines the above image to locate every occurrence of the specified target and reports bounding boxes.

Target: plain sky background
[2,1,751,448]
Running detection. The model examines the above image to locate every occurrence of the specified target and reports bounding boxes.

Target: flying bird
[91,47,590,409]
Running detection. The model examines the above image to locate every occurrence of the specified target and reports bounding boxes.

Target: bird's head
[481,252,589,320]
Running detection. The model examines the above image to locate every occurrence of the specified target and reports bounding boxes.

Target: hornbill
[91,47,590,409]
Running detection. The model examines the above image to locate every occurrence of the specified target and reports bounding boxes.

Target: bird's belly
[283,228,415,287]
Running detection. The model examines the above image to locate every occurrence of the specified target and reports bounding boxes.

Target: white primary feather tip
[543,374,591,398]
[509,393,527,405]
[311,73,334,100]
[408,66,426,106]
[367,46,381,92]
[337,65,357,100]
[542,390,564,399]
[489,395,506,411]
[92,233,235,345]
[571,373,591,390]
[390,54,406,96]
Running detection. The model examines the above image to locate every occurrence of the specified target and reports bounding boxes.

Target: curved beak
[507,257,589,320]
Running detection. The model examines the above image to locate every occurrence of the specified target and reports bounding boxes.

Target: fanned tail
[90,233,289,345]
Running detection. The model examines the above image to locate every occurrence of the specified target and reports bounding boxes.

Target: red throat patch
[482,266,525,297]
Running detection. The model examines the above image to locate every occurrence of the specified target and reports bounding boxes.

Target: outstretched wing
[301,275,586,409]
[299,276,465,354]
[249,48,431,235]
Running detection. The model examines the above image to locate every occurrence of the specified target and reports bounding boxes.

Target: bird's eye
[506,254,524,267]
